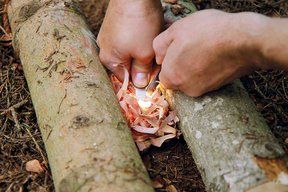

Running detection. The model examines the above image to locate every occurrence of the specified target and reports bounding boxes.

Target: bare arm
[153,10,288,96]
[258,17,288,70]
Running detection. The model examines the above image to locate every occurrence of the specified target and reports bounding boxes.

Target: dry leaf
[153,175,165,188]
[25,159,44,174]
[166,184,178,192]
[153,180,164,189]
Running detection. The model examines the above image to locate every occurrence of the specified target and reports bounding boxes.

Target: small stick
[3,0,11,34]
[23,123,48,164]
[10,107,21,130]
[57,89,67,114]
[0,99,28,115]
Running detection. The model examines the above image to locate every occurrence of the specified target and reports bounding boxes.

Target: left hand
[153,9,267,96]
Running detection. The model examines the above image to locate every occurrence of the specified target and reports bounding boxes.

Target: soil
[1,0,288,192]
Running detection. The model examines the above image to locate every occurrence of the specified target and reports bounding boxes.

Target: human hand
[97,0,163,88]
[153,9,269,96]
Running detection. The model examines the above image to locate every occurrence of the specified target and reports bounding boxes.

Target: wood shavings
[111,68,180,151]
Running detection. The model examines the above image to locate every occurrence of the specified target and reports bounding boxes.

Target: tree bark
[167,82,288,192]
[8,0,154,191]
[162,1,288,192]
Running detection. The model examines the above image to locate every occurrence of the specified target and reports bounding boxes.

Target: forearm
[259,17,288,70]
[233,12,288,71]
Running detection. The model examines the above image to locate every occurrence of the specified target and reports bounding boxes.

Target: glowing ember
[138,99,152,109]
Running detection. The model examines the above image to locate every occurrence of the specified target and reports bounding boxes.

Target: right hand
[153,10,270,96]
[97,0,164,88]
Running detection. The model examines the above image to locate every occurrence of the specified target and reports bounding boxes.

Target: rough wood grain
[8,0,154,191]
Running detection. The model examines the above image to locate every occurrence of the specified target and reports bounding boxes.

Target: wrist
[258,17,288,70]
[236,12,288,71]
[233,12,272,70]
[108,0,162,17]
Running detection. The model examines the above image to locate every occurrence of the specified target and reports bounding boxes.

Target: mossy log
[162,1,288,192]
[8,0,154,191]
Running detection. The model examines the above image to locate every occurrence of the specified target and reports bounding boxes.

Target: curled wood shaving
[111,68,180,151]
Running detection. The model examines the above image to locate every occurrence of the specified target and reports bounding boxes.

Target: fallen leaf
[153,175,165,188]
[25,159,44,174]
[166,184,178,192]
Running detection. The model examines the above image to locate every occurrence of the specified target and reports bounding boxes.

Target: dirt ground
[1,0,288,192]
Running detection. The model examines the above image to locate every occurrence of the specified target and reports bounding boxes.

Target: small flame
[138,100,152,109]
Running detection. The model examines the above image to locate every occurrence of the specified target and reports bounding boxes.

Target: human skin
[99,1,288,96]
[97,0,163,88]
[153,9,288,96]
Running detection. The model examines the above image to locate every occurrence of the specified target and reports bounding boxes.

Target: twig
[48,60,65,77]
[3,0,11,34]
[23,123,48,164]
[57,89,67,114]
[0,99,28,115]
[0,24,9,36]
[0,99,28,131]
[10,108,20,130]
[282,78,288,99]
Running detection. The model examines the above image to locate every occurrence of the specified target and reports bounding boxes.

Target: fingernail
[133,73,150,88]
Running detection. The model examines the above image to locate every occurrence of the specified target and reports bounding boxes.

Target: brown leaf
[25,159,44,174]
[152,175,165,189]
[166,184,178,192]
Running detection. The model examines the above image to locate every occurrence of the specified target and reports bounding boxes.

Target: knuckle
[135,49,154,64]
[160,70,184,89]
[153,39,168,64]
[171,75,183,88]
[98,51,110,64]
[153,36,161,51]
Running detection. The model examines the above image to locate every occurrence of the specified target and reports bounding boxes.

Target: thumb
[153,28,173,64]
[131,59,152,88]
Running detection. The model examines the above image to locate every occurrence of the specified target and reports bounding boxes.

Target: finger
[110,63,131,82]
[159,69,177,90]
[98,49,131,82]
[158,42,180,90]
[131,59,152,88]
[153,27,174,64]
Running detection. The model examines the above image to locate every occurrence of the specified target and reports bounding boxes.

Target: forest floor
[1,0,288,192]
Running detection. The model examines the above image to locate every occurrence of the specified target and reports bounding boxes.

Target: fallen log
[8,0,154,191]
[167,82,288,192]
[163,2,288,191]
